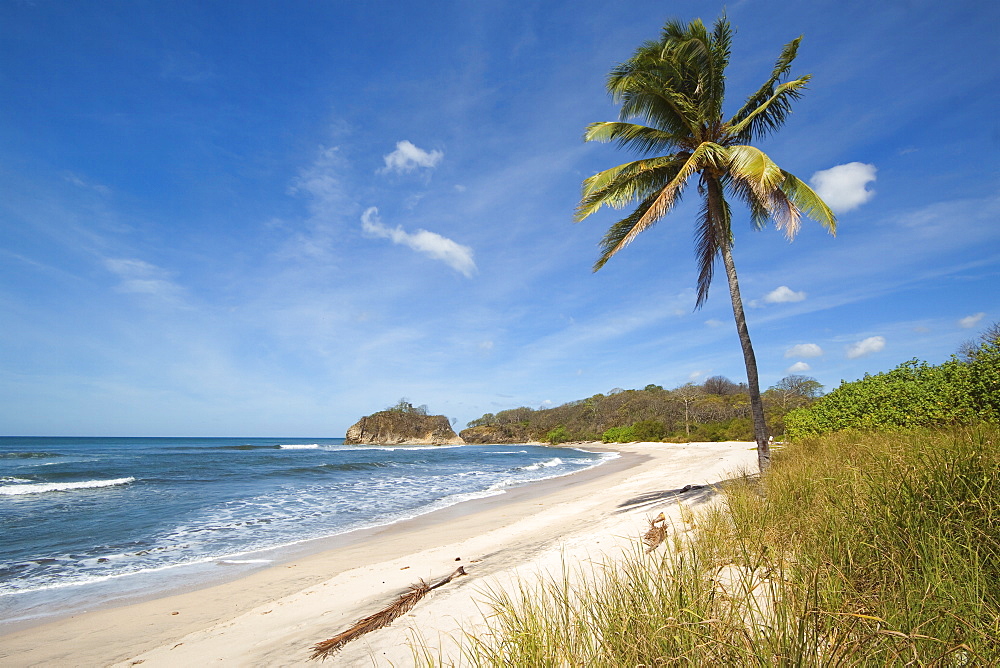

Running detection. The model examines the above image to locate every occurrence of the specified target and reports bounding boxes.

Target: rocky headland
[344,410,464,445]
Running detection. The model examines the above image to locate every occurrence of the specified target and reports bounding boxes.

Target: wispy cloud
[785,343,824,358]
[958,312,985,329]
[810,162,877,213]
[378,140,443,174]
[786,361,811,373]
[846,335,886,359]
[288,145,353,220]
[361,207,476,277]
[64,172,110,196]
[104,258,184,303]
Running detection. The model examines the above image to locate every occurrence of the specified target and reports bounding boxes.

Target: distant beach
[0,440,757,666]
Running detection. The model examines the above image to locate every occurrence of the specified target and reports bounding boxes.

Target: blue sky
[1,1,997,437]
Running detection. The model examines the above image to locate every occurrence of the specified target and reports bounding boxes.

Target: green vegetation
[786,324,1000,438]
[575,14,836,471]
[439,427,1000,665]
[385,398,430,415]
[464,374,820,444]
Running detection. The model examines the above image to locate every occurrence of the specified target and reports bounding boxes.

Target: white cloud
[378,140,443,174]
[361,207,476,277]
[810,162,877,213]
[785,343,824,358]
[687,370,706,381]
[705,319,724,328]
[846,335,886,359]
[104,258,183,301]
[958,312,985,329]
[786,361,811,373]
[752,285,806,306]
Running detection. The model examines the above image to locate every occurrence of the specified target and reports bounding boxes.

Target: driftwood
[642,512,668,553]
[310,566,468,660]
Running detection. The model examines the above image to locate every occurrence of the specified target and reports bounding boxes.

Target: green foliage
[786,329,1000,438]
[386,398,429,415]
[450,427,1000,665]
[631,419,666,441]
[467,380,791,443]
[544,426,571,444]
[601,425,635,443]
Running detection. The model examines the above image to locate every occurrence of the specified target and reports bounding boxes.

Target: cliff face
[344,411,465,445]
[459,424,532,444]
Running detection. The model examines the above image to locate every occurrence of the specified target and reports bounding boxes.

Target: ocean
[0,436,615,627]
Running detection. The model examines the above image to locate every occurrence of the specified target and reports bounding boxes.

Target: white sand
[0,441,758,667]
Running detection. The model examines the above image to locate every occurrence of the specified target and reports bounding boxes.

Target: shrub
[601,425,635,443]
[786,335,1000,439]
[545,426,571,444]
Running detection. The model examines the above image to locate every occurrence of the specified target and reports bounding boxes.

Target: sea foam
[0,477,136,496]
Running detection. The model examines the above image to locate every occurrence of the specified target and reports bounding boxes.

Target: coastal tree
[576,16,836,471]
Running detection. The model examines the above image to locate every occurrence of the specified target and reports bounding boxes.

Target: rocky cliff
[344,411,465,445]
[459,424,533,444]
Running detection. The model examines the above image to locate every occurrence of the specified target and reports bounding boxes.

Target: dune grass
[428,426,999,666]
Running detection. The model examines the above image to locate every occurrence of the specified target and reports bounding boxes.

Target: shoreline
[0,443,621,634]
[0,440,758,667]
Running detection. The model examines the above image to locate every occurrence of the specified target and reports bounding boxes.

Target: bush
[601,425,635,443]
[545,426,571,444]
[785,331,1000,439]
[631,419,666,441]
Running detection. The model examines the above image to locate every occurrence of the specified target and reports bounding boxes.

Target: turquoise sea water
[0,436,614,626]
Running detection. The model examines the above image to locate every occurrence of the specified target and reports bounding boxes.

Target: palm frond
[726,145,785,197]
[707,16,733,119]
[593,192,663,272]
[309,566,467,660]
[576,155,681,221]
[779,170,837,234]
[764,185,802,239]
[724,173,770,231]
[643,512,668,553]
[694,175,732,308]
[602,141,723,259]
[583,121,681,155]
[726,76,810,143]
[728,36,802,129]
[608,57,700,135]
[660,17,729,125]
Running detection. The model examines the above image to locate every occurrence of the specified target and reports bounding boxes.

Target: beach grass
[435,426,1000,666]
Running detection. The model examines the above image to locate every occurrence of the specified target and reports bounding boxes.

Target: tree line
[464,374,822,444]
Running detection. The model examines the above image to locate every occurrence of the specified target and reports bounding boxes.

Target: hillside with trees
[461,375,822,444]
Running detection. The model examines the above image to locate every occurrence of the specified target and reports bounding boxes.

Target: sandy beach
[0,441,758,667]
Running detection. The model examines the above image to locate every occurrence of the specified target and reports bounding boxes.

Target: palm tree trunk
[720,242,770,472]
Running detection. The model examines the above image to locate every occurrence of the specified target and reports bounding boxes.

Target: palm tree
[576,16,836,472]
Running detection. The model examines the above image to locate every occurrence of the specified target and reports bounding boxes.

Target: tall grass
[439,426,1000,666]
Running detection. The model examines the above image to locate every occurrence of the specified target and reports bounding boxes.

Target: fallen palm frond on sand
[641,511,667,553]
[310,566,468,660]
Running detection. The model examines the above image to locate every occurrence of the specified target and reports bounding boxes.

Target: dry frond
[643,512,668,553]
[310,566,467,660]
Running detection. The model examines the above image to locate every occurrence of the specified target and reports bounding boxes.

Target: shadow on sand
[615,481,730,514]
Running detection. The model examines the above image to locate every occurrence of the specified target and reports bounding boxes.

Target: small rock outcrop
[459,424,532,444]
[344,411,464,446]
